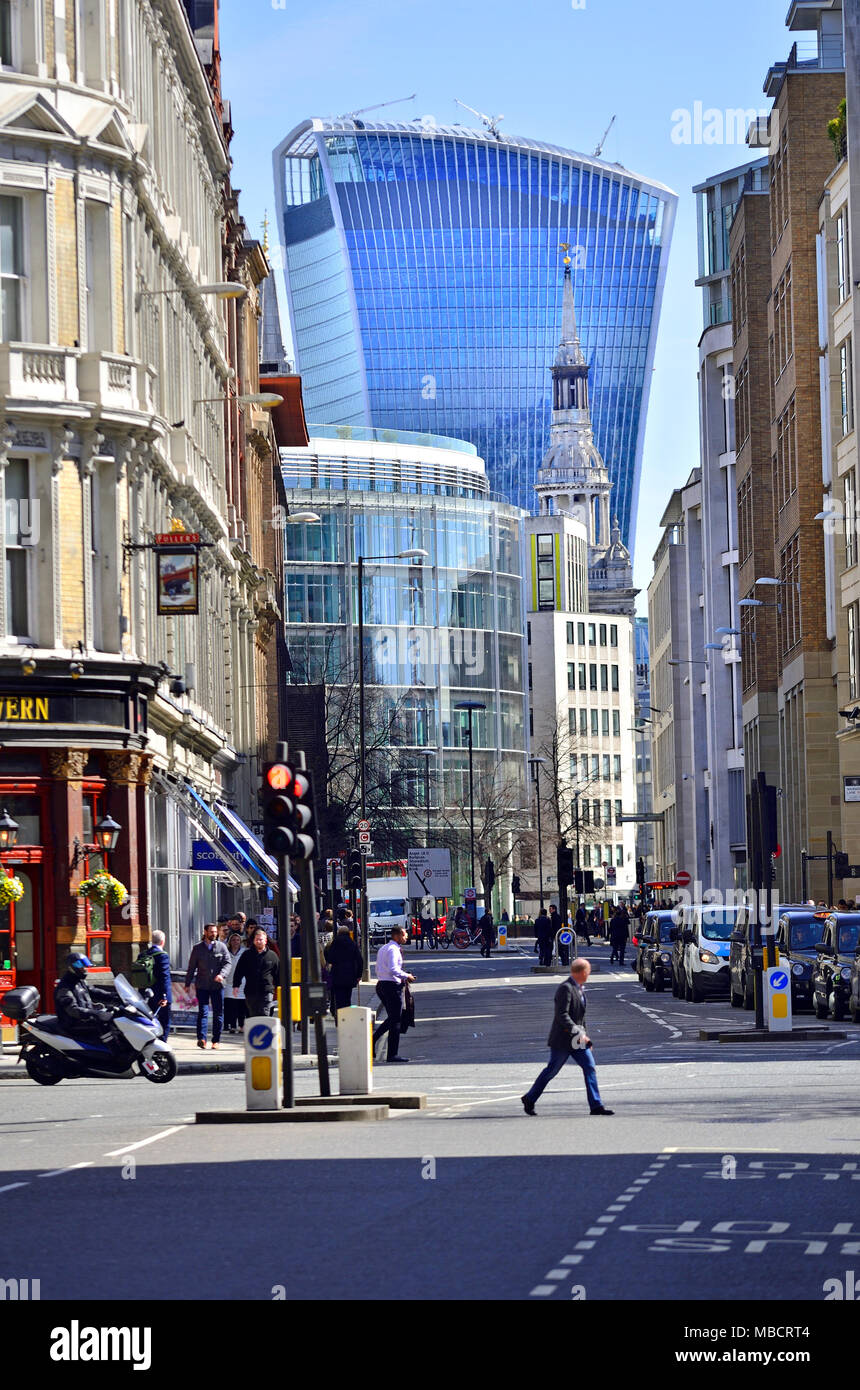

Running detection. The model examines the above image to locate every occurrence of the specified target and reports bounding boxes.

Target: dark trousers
[196,987,224,1043]
[157,1004,171,1042]
[610,942,627,964]
[480,934,494,958]
[246,993,275,1020]
[373,980,403,1060]
[525,1047,604,1112]
[331,984,354,1019]
[419,921,436,950]
[537,937,553,967]
[224,998,247,1030]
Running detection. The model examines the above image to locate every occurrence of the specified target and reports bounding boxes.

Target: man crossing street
[521,958,613,1117]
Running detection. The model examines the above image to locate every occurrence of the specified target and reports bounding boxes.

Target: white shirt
[375,940,408,983]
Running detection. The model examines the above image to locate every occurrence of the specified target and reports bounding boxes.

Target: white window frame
[85,199,112,352]
[0,194,27,342]
[3,456,35,641]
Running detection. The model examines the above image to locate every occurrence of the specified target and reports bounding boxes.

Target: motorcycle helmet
[66,953,93,978]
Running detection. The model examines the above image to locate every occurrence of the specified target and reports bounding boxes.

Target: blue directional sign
[770,971,789,991]
[247,1024,274,1051]
[559,930,574,946]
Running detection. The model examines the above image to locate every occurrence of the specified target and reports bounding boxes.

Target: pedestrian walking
[224,931,247,1033]
[609,906,630,965]
[324,924,364,1020]
[574,904,591,948]
[131,930,173,1040]
[479,909,496,958]
[184,923,230,1049]
[372,926,415,1063]
[232,929,280,1020]
[535,906,553,967]
[521,957,613,1116]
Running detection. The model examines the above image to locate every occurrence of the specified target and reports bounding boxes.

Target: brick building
[731,1,845,901]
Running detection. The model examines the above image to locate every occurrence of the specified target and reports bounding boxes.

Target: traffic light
[483,857,496,895]
[261,760,316,860]
[348,848,363,890]
[262,761,296,857]
[557,846,574,889]
[583,870,595,894]
[574,869,584,894]
[834,851,849,880]
[636,858,646,886]
[512,874,521,897]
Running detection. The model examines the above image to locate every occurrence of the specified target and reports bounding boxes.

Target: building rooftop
[276,118,677,199]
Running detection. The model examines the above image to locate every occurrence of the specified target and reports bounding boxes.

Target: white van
[366,877,410,945]
[680,903,740,1002]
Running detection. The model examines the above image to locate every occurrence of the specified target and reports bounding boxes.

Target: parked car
[848,946,860,1024]
[728,905,756,1010]
[811,913,860,1021]
[680,903,740,1002]
[640,910,679,993]
[776,909,828,1014]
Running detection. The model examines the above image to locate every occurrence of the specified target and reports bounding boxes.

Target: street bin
[244,1015,284,1111]
[337,1005,373,1095]
[765,966,793,1033]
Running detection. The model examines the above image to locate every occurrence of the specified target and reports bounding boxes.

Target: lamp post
[529,756,546,911]
[357,547,429,977]
[0,809,19,852]
[422,749,435,849]
[454,700,486,895]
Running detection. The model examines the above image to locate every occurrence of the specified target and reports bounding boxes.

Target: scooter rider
[54,955,115,1040]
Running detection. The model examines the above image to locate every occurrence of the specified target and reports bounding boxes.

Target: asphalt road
[2,940,858,1305]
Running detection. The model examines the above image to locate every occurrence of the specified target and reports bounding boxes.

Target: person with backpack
[132,929,172,1040]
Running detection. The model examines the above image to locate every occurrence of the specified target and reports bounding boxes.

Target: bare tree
[436,760,525,895]
[533,700,615,864]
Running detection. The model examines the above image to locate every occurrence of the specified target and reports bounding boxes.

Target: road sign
[464,885,477,901]
[607,867,617,884]
[558,930,573,946]
[358,830,371,845]
[359,843,373,856]
[765,965,792,1033]
[357,819,371,832]
[593,878,605,891]
[844,865,860,879]
[407,849,452,899]
[676,870,691,887]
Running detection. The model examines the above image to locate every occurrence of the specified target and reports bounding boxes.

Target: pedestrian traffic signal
[557,846,574,889]
[348,848,363,890]
[512,874,521,897]
[636,857,646,886]
[573,870,584,894]
[834,850,850,880]
[583,870,595,894]
[262,761,296,856]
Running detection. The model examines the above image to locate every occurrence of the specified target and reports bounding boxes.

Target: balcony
[0,344,79,403]
[78,352,140,413]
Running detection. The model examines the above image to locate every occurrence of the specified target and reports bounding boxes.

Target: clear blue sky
[220,0,794,607]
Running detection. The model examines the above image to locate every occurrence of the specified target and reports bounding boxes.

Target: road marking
[619,996,682,1039]
[420,1014,496,1022]
[0,1182,29,1194]
[102,1125,185,1158]
[39,1161,94,1179]
[530,1153,669,1297]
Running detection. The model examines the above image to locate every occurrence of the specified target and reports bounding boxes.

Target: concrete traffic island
[698,1027,849,1043]
[309,1091,426,1110]
[195,1103,390,1123]
[530,964,602,975]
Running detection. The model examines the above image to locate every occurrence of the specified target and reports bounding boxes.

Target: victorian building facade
[0,0,283,1018]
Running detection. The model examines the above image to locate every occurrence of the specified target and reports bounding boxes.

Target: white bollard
[765,966,793,1033]
[244,1015,284,1110]
[337,1006,374,1095]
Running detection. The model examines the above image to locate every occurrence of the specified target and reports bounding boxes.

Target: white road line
[619,996,682,1039]
[0,1182,29,1194]
[420,1014,496,1023]
[39,1161,93,1179]
[102,1125,185,1158]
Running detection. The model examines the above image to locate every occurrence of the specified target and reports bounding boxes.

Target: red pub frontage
[0,665,155,1034]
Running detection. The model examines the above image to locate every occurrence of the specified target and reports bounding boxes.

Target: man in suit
[520,958,613,1116]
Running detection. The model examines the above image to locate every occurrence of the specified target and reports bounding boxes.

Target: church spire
[556,245,586,369]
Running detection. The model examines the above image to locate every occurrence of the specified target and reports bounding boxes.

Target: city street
[2,940,858,1306]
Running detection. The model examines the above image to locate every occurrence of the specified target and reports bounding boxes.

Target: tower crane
[593,115,616,158]
[338,95,417,124]
[453,98,505,140]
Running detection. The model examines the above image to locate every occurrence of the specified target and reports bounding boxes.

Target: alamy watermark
[671,104,779,150]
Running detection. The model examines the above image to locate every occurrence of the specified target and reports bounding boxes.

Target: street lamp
[668,657,709,668]
[0,809,19,850]
[357,547,429,975]
[528,756,546,911]
[94,813,122,855]
[454,700,486,895]
[136,282,248,305]
[422,749,436,849]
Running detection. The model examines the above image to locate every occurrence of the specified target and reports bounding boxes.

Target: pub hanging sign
[155,531,201,617]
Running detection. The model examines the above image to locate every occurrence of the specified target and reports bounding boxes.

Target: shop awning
[150,771,261,889]
[214,799,299,896]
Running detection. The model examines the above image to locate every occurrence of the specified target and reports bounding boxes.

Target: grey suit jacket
[546,978,588,1051]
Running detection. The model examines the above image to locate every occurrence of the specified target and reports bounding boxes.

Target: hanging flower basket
[0,875,25,909]
[77,872,128,908]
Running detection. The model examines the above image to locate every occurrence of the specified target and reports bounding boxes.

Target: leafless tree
[533,700,615,864]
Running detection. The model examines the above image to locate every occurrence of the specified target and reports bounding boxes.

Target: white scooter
[7,974,177,1086]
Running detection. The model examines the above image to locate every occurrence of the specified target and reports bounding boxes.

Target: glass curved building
[281,425,528,891]
[273,119,677,548]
